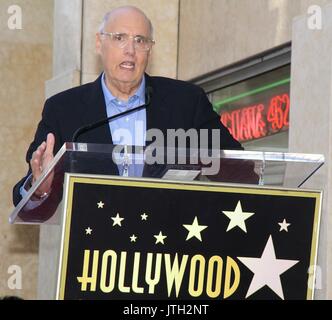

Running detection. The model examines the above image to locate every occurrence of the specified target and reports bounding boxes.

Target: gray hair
[98,7,154,39]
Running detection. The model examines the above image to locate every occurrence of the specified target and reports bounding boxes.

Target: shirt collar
[101,72,146,107]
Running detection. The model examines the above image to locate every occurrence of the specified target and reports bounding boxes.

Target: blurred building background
[0,0,331,299]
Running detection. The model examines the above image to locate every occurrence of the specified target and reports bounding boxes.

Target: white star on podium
[222,201,255,233]
[278,219,291,232]
[85,227,92,235]
[154,231,167,245]
[130,234,137,243]
[111,213,124,227]
[97,201,105,209]
[183,216,208,242]
[141,213,148,221]
[238,235,299,299]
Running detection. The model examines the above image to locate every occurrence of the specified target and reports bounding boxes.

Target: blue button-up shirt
[101,73,146,146]
[101,73,146,176]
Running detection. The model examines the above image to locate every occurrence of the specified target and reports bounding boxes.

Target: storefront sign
[220,93,290,142]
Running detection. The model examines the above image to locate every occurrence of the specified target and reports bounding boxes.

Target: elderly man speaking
[13,6,242,206]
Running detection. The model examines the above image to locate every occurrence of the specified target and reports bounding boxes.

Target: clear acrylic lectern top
[9,143,324,225]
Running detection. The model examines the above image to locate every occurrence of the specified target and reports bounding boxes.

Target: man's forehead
[105,9,150,30]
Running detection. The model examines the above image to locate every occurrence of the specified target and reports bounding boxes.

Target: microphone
[72,86,153,142]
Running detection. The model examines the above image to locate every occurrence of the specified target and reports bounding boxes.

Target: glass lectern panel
[9,143,324,225]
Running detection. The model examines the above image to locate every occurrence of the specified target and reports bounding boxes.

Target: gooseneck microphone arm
[72,86,153,143]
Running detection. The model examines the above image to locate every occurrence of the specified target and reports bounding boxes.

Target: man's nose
[123,38,136,55]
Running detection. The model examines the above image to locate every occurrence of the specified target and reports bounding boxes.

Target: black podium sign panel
[57,175,321,300]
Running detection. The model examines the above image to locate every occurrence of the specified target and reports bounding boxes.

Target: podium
[9,143,324,300]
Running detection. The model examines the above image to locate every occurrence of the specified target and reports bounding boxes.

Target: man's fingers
[30,134,55,184]
[30,157,42,184]
[36,143,46,157]
[30,141,47,174]
[32,142,45,163]
[45,133,55,156]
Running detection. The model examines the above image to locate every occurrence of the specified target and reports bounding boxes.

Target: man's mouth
[120,61,135,70]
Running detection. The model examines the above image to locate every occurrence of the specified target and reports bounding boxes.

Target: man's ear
[96,33,102,54]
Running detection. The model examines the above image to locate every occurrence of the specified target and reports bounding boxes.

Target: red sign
[220,93,290,142]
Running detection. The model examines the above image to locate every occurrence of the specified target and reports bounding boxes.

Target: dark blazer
[13,74,242,206]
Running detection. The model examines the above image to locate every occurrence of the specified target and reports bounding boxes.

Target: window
[195,45,291,152]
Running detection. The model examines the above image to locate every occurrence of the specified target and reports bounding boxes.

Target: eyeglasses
[100,32,155,52]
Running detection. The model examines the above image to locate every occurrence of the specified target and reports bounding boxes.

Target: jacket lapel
[79,74,113,144]
[145,74,170,142]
